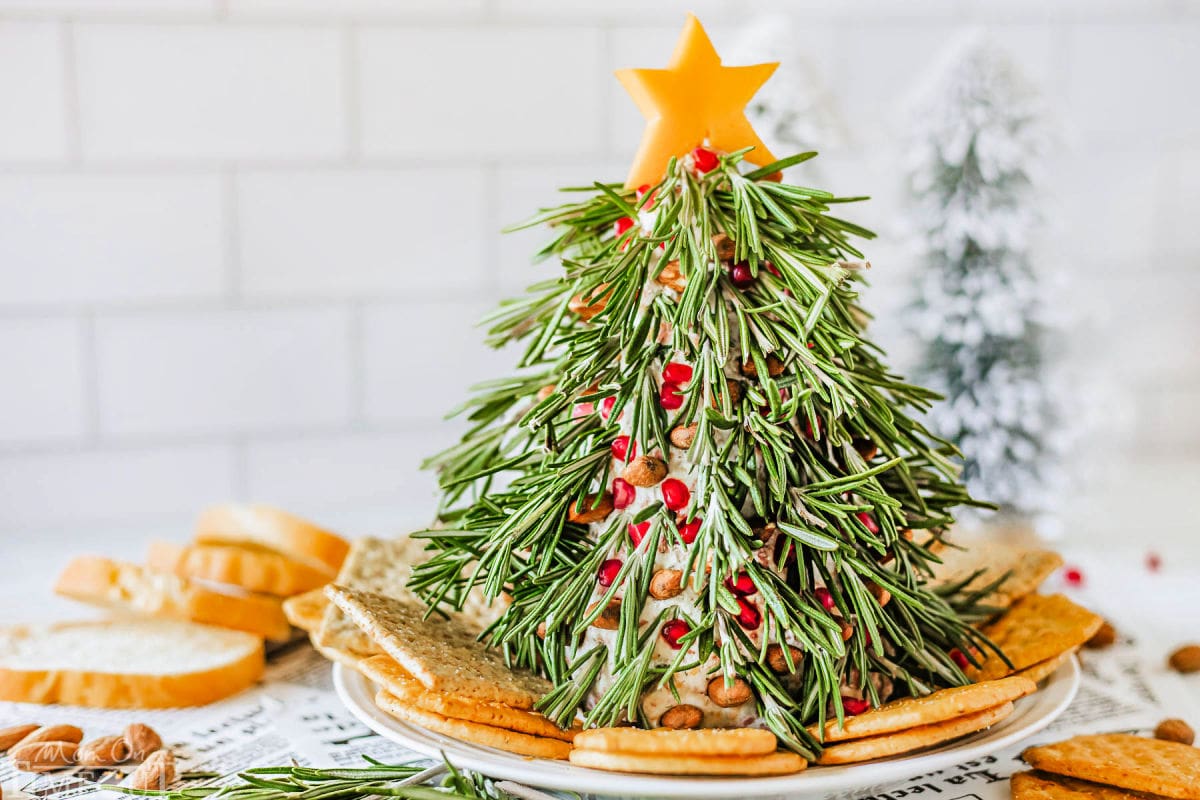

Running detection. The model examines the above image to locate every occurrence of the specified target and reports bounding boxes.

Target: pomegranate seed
[635,183,651,198]
[735,597,761,630]
[1063,566,1084,587]
[662,362,694,384]
[856,512,880,534]
[628,520,651,546]
[842,697,871,716]
[691,147,719,173]
[600,396,617,419]
[730,262,755,289]
[611,435,634,461]
[573,402,594,419]
[949,648,970,669]
[661,619,691,649]
[725,572,755,596]
[597,558,622,587]
[1147,552,1162,572]
[677,518,701,544]
[806,341,815,349]
[612,478,635,509]
[660,382,684,410]
[765,262,780,277]
[615,216,635,236]
[804,416,820,439]
[814,587,835,611]
[661,478,690,511]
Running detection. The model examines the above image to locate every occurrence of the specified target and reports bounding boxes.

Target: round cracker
[811,676,1035,743]
[361,655,577,742]
[818,701,1014,765]
[375,691,571,760]
[1015,649,1075,685]
[569,748,806,776]
[573,726,777,756]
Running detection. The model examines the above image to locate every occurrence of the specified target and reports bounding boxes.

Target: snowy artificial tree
[905,34,1064,526]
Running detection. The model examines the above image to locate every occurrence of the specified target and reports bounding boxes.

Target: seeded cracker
[375,692,571,760]
[1010,771,1169,800]
[928,542,1062,610]
[569,749,806,776]
[809,675,1035,743]
[283,588,329,633]
[1022,734,1200,800]
[573,726,777,756]
[965,594,1103,681]
[1015,649,1076,685]
[817,702,1013,765]
[326,585,551,709]
[357,654,578,741]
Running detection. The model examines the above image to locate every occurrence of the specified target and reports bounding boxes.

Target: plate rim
[335,658,1079,798]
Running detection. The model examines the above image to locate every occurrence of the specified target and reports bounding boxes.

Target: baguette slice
[148,540,332,597]
[55,556,291,641]
[194,505,349,574]
[0,619,263,708]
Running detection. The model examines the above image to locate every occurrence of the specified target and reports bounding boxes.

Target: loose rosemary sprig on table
[408,148,997,756]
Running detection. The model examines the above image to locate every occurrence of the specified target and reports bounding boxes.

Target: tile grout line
[79,310,101,443]
[223,168,242,302]
[59,18,83,164]
[348,301,367,430]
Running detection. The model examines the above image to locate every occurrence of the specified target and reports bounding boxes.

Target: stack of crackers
[1014,734,1200,799]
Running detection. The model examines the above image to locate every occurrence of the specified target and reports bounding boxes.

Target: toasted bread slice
[55,556,291,641]
[148,540,332,597]
[0,619,263,708]
[194,505,349,574]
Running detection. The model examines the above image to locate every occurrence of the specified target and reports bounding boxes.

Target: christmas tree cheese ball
[411,15,993,758]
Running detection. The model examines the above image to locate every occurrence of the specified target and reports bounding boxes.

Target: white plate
[335,658,1079,799]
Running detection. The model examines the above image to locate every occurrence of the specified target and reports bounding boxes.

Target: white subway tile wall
[0,0,1196,546]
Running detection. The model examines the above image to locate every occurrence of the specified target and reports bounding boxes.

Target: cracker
[375,692,571,760]
[966,594,1103,681]
[1011,771,1169,800]
[929,543,1062,609]
[1016,649,1076,685]
[568,748,806,776]
[282,588,328,633]
[817,701,1013,765]
[326,585,551,709]
[573,726,777,756]
[360,655,577,742]
[1022,734,1200,800]
[315,537,428,657]
[810,676,1035,742]
[312,639,362,668]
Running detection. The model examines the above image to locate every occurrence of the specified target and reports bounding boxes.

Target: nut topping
[622,455,668,487]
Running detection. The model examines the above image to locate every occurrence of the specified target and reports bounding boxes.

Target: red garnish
[628,520,651,546]
[677,517,701,544]
[730,262,754,288]
[573,402,594,418]
[612,478,635,509]
[611,435,634,461]
[660,382,684,410]
[856,511,880,535]
[691,147,719,173]
[600,396,617,420]
[662,362,694,384]
[843,697,871,716]
[597,559,622,587]
[725,572,756,596]
[615,216,635,236]
[814,587,835,611]
[1063,566,1084,587]
[661,619,691,649]
[735,597,761,630]
[1147,551,1162,572]
[949,648,970,669]
[661,478,690,511]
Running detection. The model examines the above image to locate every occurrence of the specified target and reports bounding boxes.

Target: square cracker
[1022,734,1200,800]
[325,585,552,709]
[314,536,428,656]
[928,541,1062,610]
[966,594,1103,682]
[283,587,328,633]
[1011,770,1171,800]
[817,701,1014,765]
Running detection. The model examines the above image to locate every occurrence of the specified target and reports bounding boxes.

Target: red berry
[600,395,617,419]
[725,572,755,596]
[660,382,684,410]
[611,435,634,461]
[1063,566,1084,587]
[628,520,651,546]
[949,648,970,669]
[804,416,821,439]
[573,402,594,419]
[1147,552,1162,572]
[635,183,651,198]
[615,216,635,236]
[598,558,622,587]
[661,478,690,511]
[765,262,780,277]
[661,619,691,649]
[814,587,835,611]
[661,362,693,384]
[612,478,635,509]
[856,511,880,535]
[691,147,719,173]
[842,697,870,716]
[735,597,761,630]
[677,517,701,544]
[730,262,755,289]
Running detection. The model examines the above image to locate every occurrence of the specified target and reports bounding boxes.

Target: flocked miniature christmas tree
[411,16,994,757]
[904,35,1062,523]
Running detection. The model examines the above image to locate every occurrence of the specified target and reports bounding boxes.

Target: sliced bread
[0,619,263,708]
[194,505,349,574]
[55,556,291,641]
[147,540,332,597]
